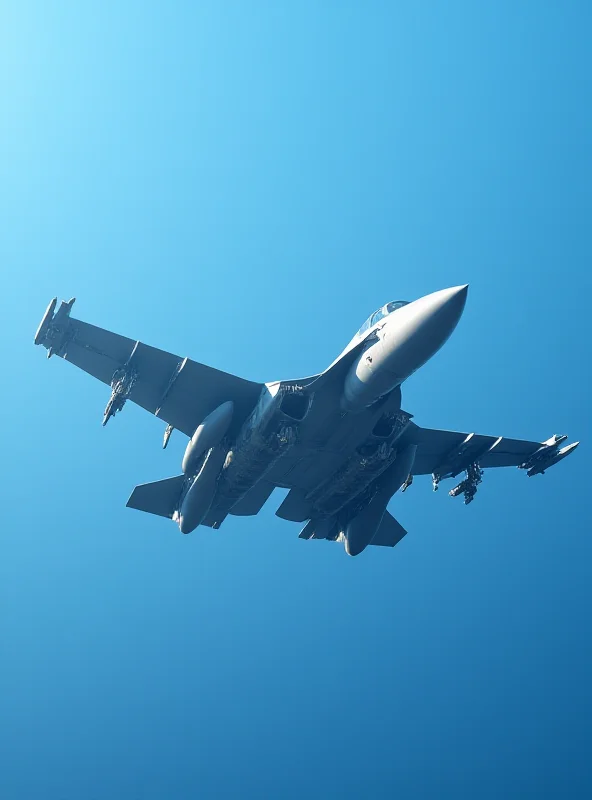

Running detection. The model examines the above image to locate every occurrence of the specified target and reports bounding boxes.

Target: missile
[343,444,416,556]
[526,441,579,477]
[526,434,567,465]
[546,434,568,448]
[342,285,468,412]
[178,445,226,533]
[519,434,570,473]
[182,401,234,474]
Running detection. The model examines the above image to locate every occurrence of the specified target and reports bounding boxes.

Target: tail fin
[126,474,185,519]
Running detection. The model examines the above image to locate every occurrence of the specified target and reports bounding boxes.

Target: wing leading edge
[34,298,263,436]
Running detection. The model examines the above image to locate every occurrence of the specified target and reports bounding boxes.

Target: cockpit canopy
[357,300,409,336]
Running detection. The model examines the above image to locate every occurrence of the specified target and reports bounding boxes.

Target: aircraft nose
[402,283,468,345]
[341,283,470,411]
[378,284,469,384]
[425,284,469,322]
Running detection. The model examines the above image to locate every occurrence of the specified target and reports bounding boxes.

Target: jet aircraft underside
[34,286,579,556]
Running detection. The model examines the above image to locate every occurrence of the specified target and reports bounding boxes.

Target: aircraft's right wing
[405,422,543,476]
[34,298,263,437]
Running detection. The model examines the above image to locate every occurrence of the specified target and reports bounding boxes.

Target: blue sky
[1,2,591,798]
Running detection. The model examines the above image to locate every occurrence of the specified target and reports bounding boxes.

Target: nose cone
[379,284,468,385]
[341,284,469,412]
[437,283,468,305]
[414,285,468,332]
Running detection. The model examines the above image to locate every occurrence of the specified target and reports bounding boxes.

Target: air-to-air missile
[519,435,580,477]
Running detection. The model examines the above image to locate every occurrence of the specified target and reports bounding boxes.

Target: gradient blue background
[1,2,590,798]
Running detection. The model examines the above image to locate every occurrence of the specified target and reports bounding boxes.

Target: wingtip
[34,297,58,345]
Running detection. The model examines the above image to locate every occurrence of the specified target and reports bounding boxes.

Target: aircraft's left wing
[34,298,263,436]
[404,422,543,477]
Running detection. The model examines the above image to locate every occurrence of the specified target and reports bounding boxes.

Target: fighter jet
[34,286,579,556]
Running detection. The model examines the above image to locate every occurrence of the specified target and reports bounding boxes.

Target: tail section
[298,511,407,550]
[370,511,407,547]
[126,475,185,519]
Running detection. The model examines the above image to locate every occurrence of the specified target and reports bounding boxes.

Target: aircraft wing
[34,298,263,436]
[406,422,543,476]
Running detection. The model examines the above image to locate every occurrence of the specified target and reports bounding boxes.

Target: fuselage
[179,286,469,553]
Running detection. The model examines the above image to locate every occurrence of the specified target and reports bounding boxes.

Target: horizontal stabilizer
[230,480,275,516]
[276,488,313,522]
[126,474,185,519]
[298,518,339,540]
[298,511,407,549]
[370,511,407,547]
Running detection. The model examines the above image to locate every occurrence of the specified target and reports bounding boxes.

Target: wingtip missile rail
[34,297,76,357]
[520,439,580,477]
